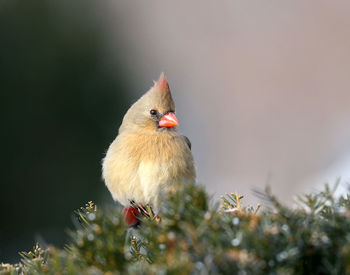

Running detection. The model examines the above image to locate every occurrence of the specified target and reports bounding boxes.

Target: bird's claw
[136,203,150,217]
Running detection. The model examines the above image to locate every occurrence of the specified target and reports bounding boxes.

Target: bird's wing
[182,135,192,150]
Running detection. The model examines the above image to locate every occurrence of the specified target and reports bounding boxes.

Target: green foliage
[1,183,350,274]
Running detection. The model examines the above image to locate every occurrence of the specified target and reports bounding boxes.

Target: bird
[102,73,196,226]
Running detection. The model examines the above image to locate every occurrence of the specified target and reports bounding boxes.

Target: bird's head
[120,73,179,133]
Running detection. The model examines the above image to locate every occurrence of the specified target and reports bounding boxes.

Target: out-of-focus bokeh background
[1,0,350,263]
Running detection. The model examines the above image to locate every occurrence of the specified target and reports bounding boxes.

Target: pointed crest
[150,73,174,111]
[154,72,169,92]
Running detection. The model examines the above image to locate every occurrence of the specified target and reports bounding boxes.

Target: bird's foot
[126,201,159,226]
[136,203,151,218]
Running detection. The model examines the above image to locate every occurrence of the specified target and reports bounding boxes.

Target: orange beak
[158,112,179,128]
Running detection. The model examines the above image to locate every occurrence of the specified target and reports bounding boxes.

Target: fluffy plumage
[102,73,196,211]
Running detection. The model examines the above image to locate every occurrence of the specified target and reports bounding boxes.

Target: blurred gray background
[103,1,350,199]
[2,0,350,263]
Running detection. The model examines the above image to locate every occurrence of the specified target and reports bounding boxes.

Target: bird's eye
[150,109,157,116]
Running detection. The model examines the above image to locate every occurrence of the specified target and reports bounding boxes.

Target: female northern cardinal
[102,73,196,226]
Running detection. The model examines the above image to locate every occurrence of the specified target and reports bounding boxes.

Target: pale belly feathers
[102,132,196,209]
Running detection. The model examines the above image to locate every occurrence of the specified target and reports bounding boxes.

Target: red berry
[122,206,140,227]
